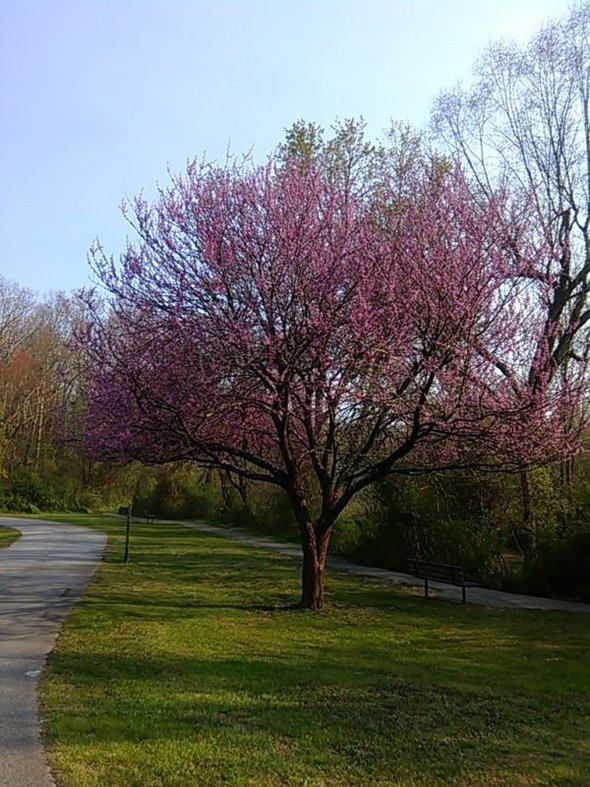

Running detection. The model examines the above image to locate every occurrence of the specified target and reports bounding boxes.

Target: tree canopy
[78,149,584,608]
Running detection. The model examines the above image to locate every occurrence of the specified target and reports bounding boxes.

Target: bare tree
[432,2,590,554]
[0,281,79,478]
[0,277,37,361]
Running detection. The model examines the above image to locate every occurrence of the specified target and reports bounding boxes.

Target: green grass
[0,522,21,548]
[39,514,590,787]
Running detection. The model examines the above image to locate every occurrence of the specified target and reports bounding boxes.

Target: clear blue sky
[0,0,571,295]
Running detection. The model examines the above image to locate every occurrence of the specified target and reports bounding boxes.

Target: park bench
[145,513,156,523]
[407,558,471,604]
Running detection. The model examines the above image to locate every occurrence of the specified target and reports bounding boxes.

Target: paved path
[179,519,590,613]
[0,517,106,787]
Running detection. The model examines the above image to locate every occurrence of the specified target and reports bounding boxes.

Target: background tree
[0,277,37,476]
[77,153,582,608]
[0,279,136,511]
[432,1,590,554]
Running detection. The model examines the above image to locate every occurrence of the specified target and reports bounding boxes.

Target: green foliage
[209,470,299,537]
[1,496,42,514]
[206,460,590,603]
[133,465,219,520]
[330,508,379,556]
[330,476,506,583]
[241,485,297,535]
[512,533,590,602]
[278,117,384,198]
[0,474,66,512]
[278,119,324,171]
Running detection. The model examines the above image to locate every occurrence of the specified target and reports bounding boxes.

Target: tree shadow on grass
[81,522,590,711]
[43,648,590,785]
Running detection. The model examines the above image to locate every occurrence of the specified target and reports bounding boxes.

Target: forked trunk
[289,483,334,609]
[299,522,332,609]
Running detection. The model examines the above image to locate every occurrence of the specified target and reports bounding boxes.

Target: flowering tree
[78,157,583,608]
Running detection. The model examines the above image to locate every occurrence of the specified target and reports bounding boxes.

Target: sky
[0,0,572,296]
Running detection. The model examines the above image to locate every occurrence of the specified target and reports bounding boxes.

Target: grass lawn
[0,522,21,548]
[40,514,590,787]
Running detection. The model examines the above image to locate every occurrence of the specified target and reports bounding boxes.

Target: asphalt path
[0,517,106,787]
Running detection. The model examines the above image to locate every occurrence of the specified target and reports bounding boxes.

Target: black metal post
[124,504,132,563]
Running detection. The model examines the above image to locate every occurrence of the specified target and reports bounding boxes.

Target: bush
[330,478,506,583]
[1,495,41,514]
[76,491,105,512]
[514,533,590,602]
[133,466,220,520]
[4,475,68,511]
[330,512,378,556]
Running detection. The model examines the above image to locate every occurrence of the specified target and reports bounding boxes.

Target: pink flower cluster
[78,158,585,520]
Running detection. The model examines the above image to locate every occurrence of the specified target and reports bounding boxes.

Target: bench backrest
[408,558,465,585]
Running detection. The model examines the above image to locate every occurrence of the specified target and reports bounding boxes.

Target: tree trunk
[520,469,536,563]
[35,385,45,470]
[557,456,574,538]
[219,469,249,512]
[288,481,333,609]
[299,522,331,609]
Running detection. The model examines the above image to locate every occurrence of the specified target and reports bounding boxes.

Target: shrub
[1,495,41,514]
[4,475,68,511]
[515,533,590,602]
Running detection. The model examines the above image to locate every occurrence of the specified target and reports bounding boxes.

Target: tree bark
[289,483,333,609]
[557,456,574,538]
[520,469,536,563]
[299,522,332,609]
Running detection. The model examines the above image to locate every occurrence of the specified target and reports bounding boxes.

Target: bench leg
[462,585,466,604]
[424,578,429,598]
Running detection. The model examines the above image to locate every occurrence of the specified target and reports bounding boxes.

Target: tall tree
[78,156,582,608]
[0,283,84,491]
[432,2,590,552]
[0,277,38,475]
